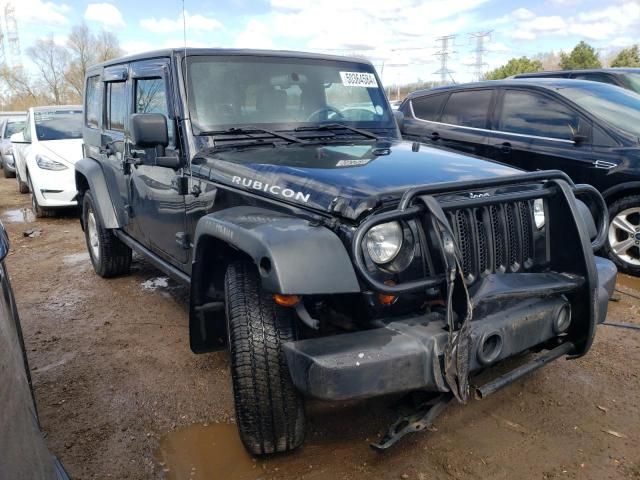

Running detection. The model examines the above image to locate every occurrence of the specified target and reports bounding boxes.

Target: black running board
[113,231,191,285]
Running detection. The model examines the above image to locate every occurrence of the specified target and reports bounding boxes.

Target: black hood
[192,139,520,219]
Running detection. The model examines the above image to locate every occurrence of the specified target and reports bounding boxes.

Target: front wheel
[604,194,640,276]
[2,157,15,178]
[82,191,132,278]
[16,168,29,194]
[225,260,305,455]
[28,175,55,218]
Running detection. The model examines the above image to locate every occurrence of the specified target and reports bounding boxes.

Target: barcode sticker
[339,71,378,88]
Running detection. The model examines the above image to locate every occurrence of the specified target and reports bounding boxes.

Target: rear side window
[85,75,102,129]
[106,82,126,131]
[498,90,581,140]
[410,94,446,121]
[440,90,492,128]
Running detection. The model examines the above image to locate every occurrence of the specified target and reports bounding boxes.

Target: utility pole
[469,31,492,81]
[433,35,456,85]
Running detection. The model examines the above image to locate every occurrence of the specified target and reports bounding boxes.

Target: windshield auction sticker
[339,71,378,88]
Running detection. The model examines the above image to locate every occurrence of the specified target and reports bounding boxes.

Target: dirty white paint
[358,352,364,359]
[141,277,170,291]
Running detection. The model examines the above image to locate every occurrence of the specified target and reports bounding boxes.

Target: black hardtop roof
[87,48,374,74]
[405,77,614,100]
[515,67,640,77]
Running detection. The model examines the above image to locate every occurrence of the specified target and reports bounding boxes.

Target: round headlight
[533,199,545,229]
[366,221,403,264]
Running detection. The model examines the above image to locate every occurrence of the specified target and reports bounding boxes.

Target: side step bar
[475,341,575,399]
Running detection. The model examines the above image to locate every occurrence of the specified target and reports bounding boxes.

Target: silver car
[0,114,26,178]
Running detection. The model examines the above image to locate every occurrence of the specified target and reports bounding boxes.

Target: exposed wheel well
[603,186,640,206]
[189,234,256,353]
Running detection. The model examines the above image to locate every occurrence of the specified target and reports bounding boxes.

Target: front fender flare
[193,207,360,295]
[74,158,123,229]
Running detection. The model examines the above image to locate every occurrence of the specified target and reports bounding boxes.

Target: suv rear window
[106,82,126,131]
[440,90,491,128]
[410,94,446,121]
[498,90,581,140]
[85,75,102,129]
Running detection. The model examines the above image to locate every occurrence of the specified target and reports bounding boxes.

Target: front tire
[604,194,640,276]
[16,168,29,193]
[82,191,132,278]
[225,260,305,455]
[2,157,15,178]
[28,174,55,218]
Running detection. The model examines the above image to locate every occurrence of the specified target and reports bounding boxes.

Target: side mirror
[10,132,28,144]
[393,110,405,132]
[573,134,588,145]
[0,222,9,262]
[130,113,169,151]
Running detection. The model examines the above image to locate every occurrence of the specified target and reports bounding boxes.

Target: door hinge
[175,176,189,195]
[175,232,191,250]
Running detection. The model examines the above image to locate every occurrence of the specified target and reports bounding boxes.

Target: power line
[433,35,456,84]
[469,31,492,81]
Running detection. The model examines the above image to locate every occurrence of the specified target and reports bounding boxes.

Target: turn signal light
[273,294,301,307]
[378,281,397,306]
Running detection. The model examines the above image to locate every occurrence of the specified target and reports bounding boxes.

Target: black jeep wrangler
[76,49,617,455]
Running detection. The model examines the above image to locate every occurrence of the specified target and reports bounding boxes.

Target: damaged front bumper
[284,258,615,400]
[284,171,616,401]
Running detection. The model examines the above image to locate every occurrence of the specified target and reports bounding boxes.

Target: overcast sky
[9,0,640,85]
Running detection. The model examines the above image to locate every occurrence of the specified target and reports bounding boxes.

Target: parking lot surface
[1,176,639,479]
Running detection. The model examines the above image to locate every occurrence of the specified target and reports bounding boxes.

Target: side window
[572,73,617,86]
[135,78,174,142]
[498,90,582,141]
[85,75,102,129]
[411,94,446,121]
[440,90,492,128]
[106,82,127,132]
[23,112,31,142]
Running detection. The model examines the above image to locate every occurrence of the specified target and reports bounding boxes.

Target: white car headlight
[365,221,403,264]
[533,198,545,229]
[36,154,67,171]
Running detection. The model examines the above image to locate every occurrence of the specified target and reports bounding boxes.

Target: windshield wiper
[198,126,306,144]
[294,123,379,140]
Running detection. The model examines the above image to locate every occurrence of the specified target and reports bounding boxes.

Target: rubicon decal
[232,176,310,203]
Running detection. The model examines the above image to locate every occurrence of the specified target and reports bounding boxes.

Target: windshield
[185,56,394,133]
[4,121,24,138]
[625,72,640,94]
[34,109,82,141]
[557,83,640,138]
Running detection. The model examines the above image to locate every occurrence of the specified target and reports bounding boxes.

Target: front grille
[446,200,536,282]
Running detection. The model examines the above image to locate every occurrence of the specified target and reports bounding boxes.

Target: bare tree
[66,24,94,97]
[27,36,70,104]
[95,30,123,63]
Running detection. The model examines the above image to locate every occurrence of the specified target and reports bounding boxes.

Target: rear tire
[604,194,640,276]
[225,260,305,455]
[82,191,132,278]
[28,174,55,218]
[16,168,29,193]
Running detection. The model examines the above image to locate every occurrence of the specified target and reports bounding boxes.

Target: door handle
[495,142,512,154]
[430,131,440,141]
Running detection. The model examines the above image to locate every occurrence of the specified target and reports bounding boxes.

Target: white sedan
[11,106,83,217]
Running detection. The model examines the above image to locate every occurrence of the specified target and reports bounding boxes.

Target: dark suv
[77,49,616,455]
[400,78,640,275]
[513,68,640,94]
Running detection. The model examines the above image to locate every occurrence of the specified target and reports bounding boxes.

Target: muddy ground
[1,175,639,480]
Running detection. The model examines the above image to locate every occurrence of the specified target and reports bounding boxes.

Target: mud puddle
[616,273,640,293]
[2,208,35,223]
[156,423,260,480]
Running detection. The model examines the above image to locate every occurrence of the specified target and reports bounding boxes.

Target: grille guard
[351,170,608,296]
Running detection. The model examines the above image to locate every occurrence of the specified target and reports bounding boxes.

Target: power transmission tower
[3,2,21,68]
[433,35,456,85]
[469,31,492,81]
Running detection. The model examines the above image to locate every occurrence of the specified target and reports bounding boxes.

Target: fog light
[553,304,572,334]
